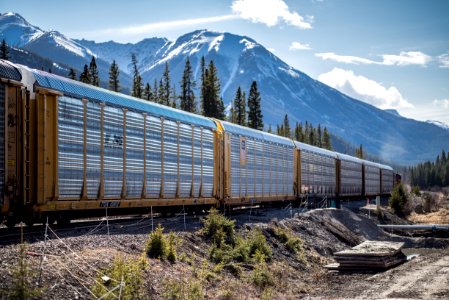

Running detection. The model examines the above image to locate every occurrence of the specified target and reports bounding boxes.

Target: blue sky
[2,0,449,124]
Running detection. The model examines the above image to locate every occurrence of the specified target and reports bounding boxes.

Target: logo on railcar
[240,137,247,165]
[100,201,121,208]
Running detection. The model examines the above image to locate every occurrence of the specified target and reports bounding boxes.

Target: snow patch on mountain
[426,120,449,131]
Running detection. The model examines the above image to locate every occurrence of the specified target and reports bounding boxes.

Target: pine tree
[79,64,91,83]
[309,125,315,145]
[202,60,222,119]
[267,124,272,133]
[303,121,310,144]
[152,79,158,103]
[283,114,291,138]
[68,68,76,80]
[89,56,99,86]
[317,124,322,148]
[171,84,177,108]
[131,53,143,98]
[161,62,171,106]
[322,127,332,150]
[180,57,197,113]
[247,81,263,130]
[158,79,165,105]
[217,97,226,120]
[294,122,303,142]
[355,144,364,159]
[143,83,152,101]
[0,39,9,60]
[200,56,206,114]
[108,59,120,92]
[233,86,246,125]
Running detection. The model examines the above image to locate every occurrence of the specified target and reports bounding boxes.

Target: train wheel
[57,218,71,226]
[25,219,34,227]
[5,217,17,229]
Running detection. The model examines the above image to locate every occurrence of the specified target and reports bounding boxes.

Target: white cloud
[438,52,449,68]
[315,52,375,64]
[289,41,311,50]
[315,51,432,66]
[267,48,276,53]
[433,99,449,109]
[231,0,312,29]
[381,51,432,66]
[318,68,414,110]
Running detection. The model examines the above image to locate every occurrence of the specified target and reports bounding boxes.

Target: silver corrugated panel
[246,139,255,197]
[57,96,84,199]
[202,129,214,197]
[146,116,162,198]
[365,165,380,195]
[86,101,101,199]
[271,144,283,196]
[0,84,4,202]
[255,139,264,196]
[230,134,241,197]
[300,150,336,196]
[340,160,363,196]
[103,106,124,198]
[286,147,294,196]
[382,169,394,194]
[263,143,271,195]
[179,123,193,198]
[193,127,202,197]
[163,120,178,198]
[126,111,144,198]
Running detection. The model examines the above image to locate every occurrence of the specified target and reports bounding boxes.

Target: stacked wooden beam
[325,241,407,271]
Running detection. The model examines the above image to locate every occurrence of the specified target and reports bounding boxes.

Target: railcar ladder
[24,92,31,204]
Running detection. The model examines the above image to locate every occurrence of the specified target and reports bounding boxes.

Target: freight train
[0,60,395,227]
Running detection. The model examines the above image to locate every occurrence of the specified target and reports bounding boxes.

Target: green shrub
[201,208,236,247]
[389,183,409,216]
[146,224,167,259]
[167,232,177,263]
[251,260,274,289]
[247,229,272,261]
[146,224,178,262]
[6,243,42,299]
[92,255,144,300]
[411,185,421,196]
[273,226,305,261]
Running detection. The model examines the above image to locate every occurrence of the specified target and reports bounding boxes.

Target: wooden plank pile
[325,241,407,271]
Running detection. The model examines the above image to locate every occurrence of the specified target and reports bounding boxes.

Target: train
[0,59,396,227]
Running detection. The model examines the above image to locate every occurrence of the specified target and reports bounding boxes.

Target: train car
[2,61,221,226]
[0,61,23,226]
[336,153,364,197]
[294,141,337,197]
[219,120,296,205]
[380,164,394,195]
[362,160,381,196]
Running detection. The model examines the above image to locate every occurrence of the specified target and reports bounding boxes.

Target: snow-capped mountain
[0,12,44,47]
[0,12,132,91]
[76,37,169,74]
[1,12,449,164]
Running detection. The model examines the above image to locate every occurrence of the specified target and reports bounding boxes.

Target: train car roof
[336,152,364,164]
[220,120,294,147]
[0,60,22,82]
[294,141,338,158]
[28,68,217,130]
[362,159,381,168]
